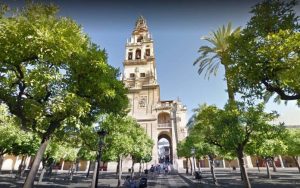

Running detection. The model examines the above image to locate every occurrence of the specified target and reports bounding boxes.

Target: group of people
[150,163,171,176]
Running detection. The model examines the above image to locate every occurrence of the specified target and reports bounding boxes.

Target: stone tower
[122,16,188,170]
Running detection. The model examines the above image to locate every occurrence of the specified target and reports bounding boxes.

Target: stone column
[152,122,158,165]
[60,160,65,171]
[278,155,284,168]
[13,156,19,171]
[223,158,226,168]
[245,156,253,168]
[85,161,90,172]
[208,158,211,168]
[25,156,31,170]
[171,108,179,170]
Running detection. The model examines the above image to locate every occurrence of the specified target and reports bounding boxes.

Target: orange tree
[0,3,128,187]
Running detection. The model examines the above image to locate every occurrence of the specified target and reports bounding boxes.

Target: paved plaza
[0,168,299,187]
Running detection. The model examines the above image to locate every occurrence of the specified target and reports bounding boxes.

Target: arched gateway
[106,16,188,171]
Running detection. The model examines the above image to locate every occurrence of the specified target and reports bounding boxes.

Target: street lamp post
[91,129,107,188]
[191,148,196,174]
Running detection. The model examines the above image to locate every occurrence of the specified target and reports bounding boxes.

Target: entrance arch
[158,132,173,164]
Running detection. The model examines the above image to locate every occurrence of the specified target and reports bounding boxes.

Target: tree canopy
[228,0,300,103]
[190,102,282,188]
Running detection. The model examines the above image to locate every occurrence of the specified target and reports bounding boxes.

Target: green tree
[283,129,300,172]
[76,126,98,178]
[178,132,220,184]
[37,139,79,182]
[0,104,19,172]
[101,115,136,187]
[129,126,153,177]
[0,104,40,175]
[189,131,220,185]
[12,131,40,178]
[247,129,287,178]
[0,3,128,187]
[177,138,194,175]
[193,22,241,101]
[192,103,279,188]
[228,0,300,102]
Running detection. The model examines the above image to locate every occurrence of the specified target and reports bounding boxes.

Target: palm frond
[194,22,241,79]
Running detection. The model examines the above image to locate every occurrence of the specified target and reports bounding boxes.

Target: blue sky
[6,0,300,124]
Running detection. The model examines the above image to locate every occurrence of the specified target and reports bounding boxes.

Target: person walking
[168,165,171,175]
[164,165,168,176]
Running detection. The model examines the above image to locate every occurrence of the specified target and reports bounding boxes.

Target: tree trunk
[271,157,277,172]
[265,159,271,179]
[224,64,235,102]
[86,160,91,178]
[116,161,119,175]
[117,156,123,187]
[0,154,4,174]
[23,138,50,188]
[292,156,300,173]
[48,160,54,178]
[139,161,142,176]
[21,155,28,177]
[208,154,218,185]
[91,160,99,188]
[185,158,189,174]
[69,163,74,181]
[237,149,251,188]
[17,155,25,178]
[91,143,103,188]
[130,160,135,178]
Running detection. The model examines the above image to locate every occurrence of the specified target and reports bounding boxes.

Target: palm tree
[193,22,241,102]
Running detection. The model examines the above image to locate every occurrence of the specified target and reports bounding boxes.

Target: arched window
[136,49,141,59]
[146,49,150,56]
[158,112,171,124]
[137,36,143,42]
[128,52,132,60]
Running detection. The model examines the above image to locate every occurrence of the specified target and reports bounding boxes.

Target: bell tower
[123,16,160,117]
[122,16,187,171]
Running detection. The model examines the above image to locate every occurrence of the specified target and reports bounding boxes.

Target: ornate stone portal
[111,16,188,171]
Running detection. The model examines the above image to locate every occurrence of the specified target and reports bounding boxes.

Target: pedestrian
[150,165,154,173]
[168,165,171,174]
[157,164,161,174]
[150,165,154,179]
[164,166,168,175]
[256,159,260,172]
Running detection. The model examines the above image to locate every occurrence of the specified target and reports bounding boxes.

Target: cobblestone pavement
[0,168,299,187]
